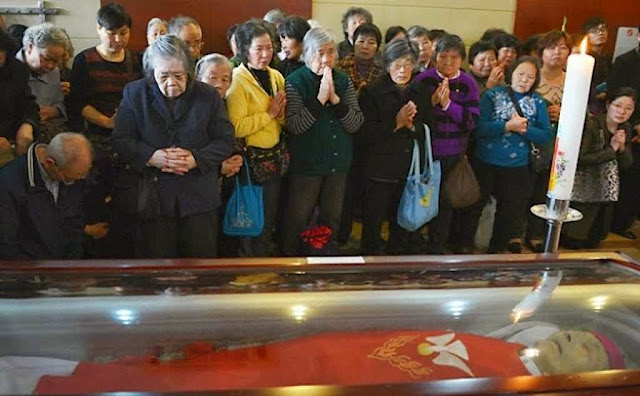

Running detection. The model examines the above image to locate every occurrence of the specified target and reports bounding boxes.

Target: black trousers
[526,168,551,240]
[462,159,532,252]
[361,178,411,255]
[137,210,218,258]
[426,155,462,254]
[282,174,347,256]
[239,177,281,257]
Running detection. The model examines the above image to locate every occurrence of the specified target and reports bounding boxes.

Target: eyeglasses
[390,60,414,71]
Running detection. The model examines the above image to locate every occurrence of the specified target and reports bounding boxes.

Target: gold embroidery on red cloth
[368,335,433,379]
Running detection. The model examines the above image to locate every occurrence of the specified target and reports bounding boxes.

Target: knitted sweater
[475,86,551,168]
[413,68,480,158]
[285,66,364,175]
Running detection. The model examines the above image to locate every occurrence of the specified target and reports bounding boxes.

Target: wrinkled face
[25,43,65,74]
[388,54,414,86]
[587,24,608,46]
[247,34,273,70]
[154,57,188,98]
[498,46,517,67]
[147,23,167,46]
[510,61,537,94]
[309,42,337,75]
[606,95,635,125]
[49,152,92,185]
[346,14,367,41]
[435,49,462,78]
[353,33,378,61]
[280,36,302,61]
[411,34,432,66]
[97,24,130,54]
[532,331,609,375]
[471,50,497,78]
[178,23,203,60]
[542,39,570,69]
[199,63,232,98]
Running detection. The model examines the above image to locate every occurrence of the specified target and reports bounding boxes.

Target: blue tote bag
[397,124,441,232]
[223,162,264,237]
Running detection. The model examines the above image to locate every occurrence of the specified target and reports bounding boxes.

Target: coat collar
[147,77,196,124]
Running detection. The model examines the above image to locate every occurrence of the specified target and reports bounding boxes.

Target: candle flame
[580,37,588,54]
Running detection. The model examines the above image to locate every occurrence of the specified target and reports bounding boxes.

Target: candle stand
[531,198,583,253]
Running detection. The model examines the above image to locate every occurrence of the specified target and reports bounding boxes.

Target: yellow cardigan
[226,63,285,149]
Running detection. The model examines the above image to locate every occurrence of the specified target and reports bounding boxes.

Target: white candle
[547,39,595,204]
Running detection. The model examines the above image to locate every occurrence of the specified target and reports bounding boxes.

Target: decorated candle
[547,38,595,203]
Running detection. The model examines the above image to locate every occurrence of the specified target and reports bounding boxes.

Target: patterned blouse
[336,54,384,95]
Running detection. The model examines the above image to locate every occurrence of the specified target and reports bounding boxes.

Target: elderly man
[16,23,71,143]
[0,133,93,259]
[168,16,203,73]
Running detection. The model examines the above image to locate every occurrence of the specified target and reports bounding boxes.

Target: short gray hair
[383,38,419,71]
[143,34,191,77]
[195,53,232,81]
[302,27,337,69]
[264,9,286,25]
[47,132,92,169]
[407,25,429,40]
[168,16,200,36]
[22,23,71,51]
[147,17,168,35]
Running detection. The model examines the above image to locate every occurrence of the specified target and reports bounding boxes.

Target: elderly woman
[469,56,551,254]
[0,29,39,165]
[195,53,243,177]
[283,27,364,256]
[146,18,168,46]
[359,39,434,254]
[276,16,311,78]
[407,25,432,72]
[336,23,383,95]
[338,7,373,59]
[468,40,504,96]
[17,23,71,143]
[492,33,520,70]
[226,20,286,257]
[526,30,572,252]
[112,35,235,258]
[562,88,636,249]
[414,34,480,254]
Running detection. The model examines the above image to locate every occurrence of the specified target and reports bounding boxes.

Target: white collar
[436,69,461,80]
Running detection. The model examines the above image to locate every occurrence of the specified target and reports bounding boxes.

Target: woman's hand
[547,104,561,123]
[39,105,59,122]
[268,90,287,119]
[221,154,243,177]
[431,78,450,108]
[486,66,504,89]
[395,101,417,131]
[613,130,626,152]
[60,81,71,96]
[317,67,333,105]
[506,112,528,134]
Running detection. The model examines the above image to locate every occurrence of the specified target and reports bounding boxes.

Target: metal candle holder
[531,197,583,253]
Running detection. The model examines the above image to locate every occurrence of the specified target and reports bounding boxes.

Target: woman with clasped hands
[112,35,235,258]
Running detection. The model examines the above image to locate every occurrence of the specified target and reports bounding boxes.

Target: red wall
[514,0,640,53]
[101,0,311,55]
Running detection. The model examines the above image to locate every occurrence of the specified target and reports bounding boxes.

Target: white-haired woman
[17,22,71,142]
[282,27,364,256]
[146,17,168,46]
[112,35,235,258]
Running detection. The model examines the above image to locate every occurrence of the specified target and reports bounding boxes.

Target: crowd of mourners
[0,4,639,260]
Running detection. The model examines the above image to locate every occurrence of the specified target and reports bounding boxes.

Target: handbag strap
[507,87,538,153]
[235,160,253,188]
[409,140,420,179]
[423,123,435,177]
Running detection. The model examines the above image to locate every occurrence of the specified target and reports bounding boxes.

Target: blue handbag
[223,161,264,236]
[397,124,441,232]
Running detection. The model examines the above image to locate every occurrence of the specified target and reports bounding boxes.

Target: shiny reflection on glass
[291,304,309,322]
[113,309,138,325]
[589,295,609,312]
[522,347,540,358]
[447,300,466,318]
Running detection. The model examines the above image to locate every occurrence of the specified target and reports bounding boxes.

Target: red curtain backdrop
[514,0,640,54]
[100,0,312,55]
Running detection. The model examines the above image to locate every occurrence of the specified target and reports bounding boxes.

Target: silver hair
[264,9,286,25]
[195,53,232,81]
[147,17,168,35]
[47,132,92,169]
[168,16,200,36]
[302,27,337,69]
[143,34,191,77]
[22,23,71,51]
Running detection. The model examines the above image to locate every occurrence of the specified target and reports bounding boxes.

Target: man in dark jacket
[0,133,92,260]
